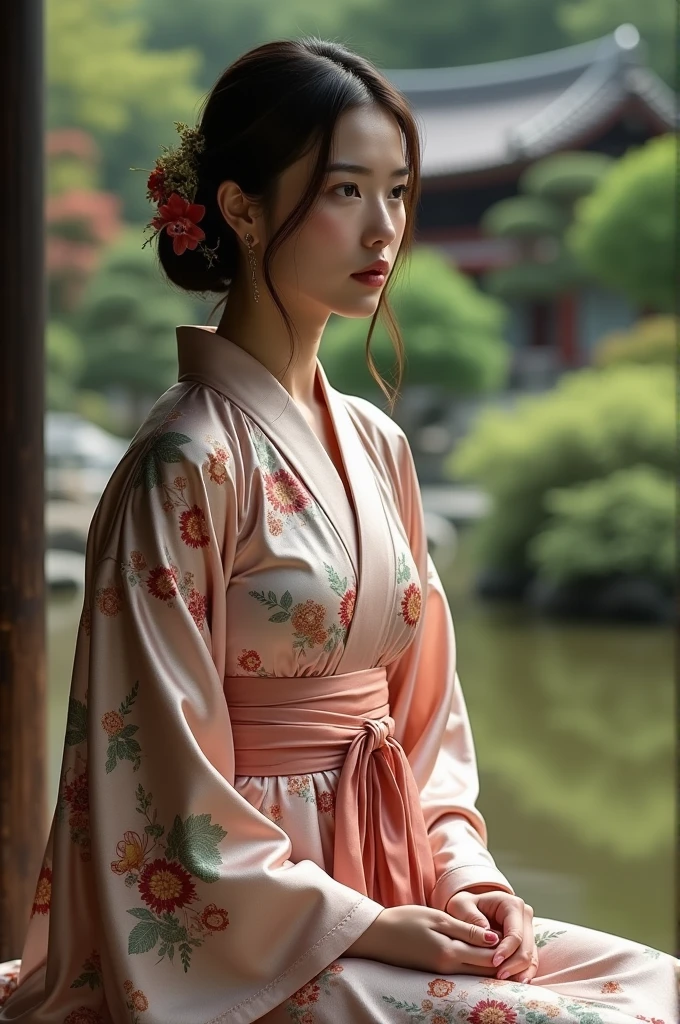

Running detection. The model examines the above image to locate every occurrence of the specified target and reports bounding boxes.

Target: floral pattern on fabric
[30,861,53,918]
[285,962,346,1022]
[379,974,646,1023]
[121,548,208,631]
[395,550,421,627]
[122,978,152,1022]
[56,749,91,862]
[100,682,142,774]
[70,952,103,991]
[0,963,20,1010]
[247,562,356,659]
[110,785,229,973]
[250,423,322,533]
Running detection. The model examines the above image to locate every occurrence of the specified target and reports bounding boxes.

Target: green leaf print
[534,928,567,947]
[396,552,412,585]
[132,431,192,491]
[165,813,228,883]
[248,588,292,622]
[128,920,160,955]
[103,682,142,773]
[65,697,87,747]
[324,562,348,597]
[250,426,278,473]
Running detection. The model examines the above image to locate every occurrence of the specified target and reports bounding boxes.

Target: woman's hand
[446,889,539,984]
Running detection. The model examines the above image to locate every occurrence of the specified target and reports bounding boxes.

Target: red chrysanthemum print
[30,864,52,916]
[200,903,230,931]
[316,791,335,815]
[123,980,134,995]
[130,990,149,1012]
[602,981,622,993]
[79,608,91,635]
[421,1000,434,1012]
[64,770,89,813]
[339,587,356,628]
[137,858,198,914]
[151,192,206,256]
[264,469,311,515]
[101,710,124,736]
[64,1009,103,1024]
[187,588,208,630]
[289,981,321,1007]
[427,978,456,998]
[400,582,422,627]
[146,565,178,602]
[468,998,518,1024]
[129,550,147,572]
[96,585,124,617]
[68,809,89,831]
[179,504,210,548]
[431,1016,449,1024]
[237,649,262,673]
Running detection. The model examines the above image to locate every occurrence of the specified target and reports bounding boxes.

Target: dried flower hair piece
[132,121,220,266]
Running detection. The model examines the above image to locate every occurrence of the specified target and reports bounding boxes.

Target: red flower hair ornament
[132,121,220,267]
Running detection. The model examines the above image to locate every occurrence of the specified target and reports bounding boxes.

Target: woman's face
[264,103,410,320]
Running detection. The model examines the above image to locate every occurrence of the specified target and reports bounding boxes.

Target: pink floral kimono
[1,325,677,1024]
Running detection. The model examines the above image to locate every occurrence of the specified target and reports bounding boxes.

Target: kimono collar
[175,324,398,671]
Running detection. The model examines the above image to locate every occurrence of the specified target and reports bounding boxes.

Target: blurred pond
[46,526,674,954]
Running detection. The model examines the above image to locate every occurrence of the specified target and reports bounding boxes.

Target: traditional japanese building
[386,24,676,387]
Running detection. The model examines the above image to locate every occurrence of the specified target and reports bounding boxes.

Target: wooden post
[0,1,46,959]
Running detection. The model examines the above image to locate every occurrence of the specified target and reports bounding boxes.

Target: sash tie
[223,666,437,908]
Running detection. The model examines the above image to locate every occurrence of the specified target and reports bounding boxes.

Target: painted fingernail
[497,971,509,981]
[522,979,531,984]
[492,954,504,966]
[484,932,498,943]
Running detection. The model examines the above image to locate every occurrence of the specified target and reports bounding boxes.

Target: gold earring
[244,232,260,304]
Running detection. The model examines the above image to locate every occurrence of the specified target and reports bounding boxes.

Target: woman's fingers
[496,906,538,981]
[490,901,527,968]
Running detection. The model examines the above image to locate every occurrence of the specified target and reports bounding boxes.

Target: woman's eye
[333,183,410,200]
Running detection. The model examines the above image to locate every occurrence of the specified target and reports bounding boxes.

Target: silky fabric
[0,324,677,1024]
[224,666,437,906]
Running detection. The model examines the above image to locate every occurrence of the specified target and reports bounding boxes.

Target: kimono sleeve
[386,429,515,915]
[67,417,384,1024]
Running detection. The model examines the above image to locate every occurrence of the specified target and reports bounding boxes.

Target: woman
[1,36,677,1024]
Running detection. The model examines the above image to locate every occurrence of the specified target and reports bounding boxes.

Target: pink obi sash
[222,666,437,908]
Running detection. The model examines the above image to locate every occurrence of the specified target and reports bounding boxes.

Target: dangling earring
[244,232,260,304]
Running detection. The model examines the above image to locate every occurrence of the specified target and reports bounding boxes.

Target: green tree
[47,0,203,219]
[566,134,675,312]
[448,363,674,573]
[320,247,510,397]
[480,151,614,301]
[46,322,85,411]
[74,227,195,432]
[591,315,677,368]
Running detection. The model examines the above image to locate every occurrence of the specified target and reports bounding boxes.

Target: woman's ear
[216,180,261,244]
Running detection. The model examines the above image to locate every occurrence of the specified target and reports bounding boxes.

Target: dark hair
[156,36,423,410]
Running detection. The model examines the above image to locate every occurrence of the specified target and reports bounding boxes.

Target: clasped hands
[446,888,539,984]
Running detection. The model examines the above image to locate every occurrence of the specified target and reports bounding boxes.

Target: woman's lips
[350,271,386,287]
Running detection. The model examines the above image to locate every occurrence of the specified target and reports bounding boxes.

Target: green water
[45,533,674,954]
